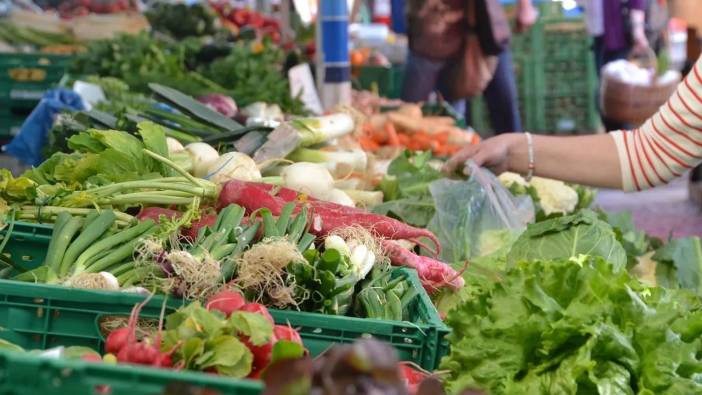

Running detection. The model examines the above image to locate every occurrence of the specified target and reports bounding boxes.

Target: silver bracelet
[525,132,535,182]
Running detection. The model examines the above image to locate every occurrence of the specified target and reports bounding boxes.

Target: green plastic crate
[0,221,53,272]
[0,348,262,395]
[355,64,405,99]
[0,223,449,370]
[0,53,72,111]
[0,280,170,350]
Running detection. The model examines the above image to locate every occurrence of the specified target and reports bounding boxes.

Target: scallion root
[167,250,221,300]
[233,238,303,308]
[65,272,120,290]
[330,225,387,266]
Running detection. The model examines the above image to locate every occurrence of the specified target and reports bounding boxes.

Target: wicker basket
[600,50,680,126]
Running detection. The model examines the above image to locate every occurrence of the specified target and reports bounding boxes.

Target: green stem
[102,195,195,206]
[20,206,132,222]
[143,149,205,188]
[80,181,209,198]
[109,261,135,277]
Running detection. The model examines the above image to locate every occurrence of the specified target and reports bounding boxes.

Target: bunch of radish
[205,289,303,378]
[103,289,303,379]
[104,297,175,368]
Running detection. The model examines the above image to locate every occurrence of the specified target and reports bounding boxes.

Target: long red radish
[217,180,441,255]
[206,289,246,317]
[182,214,217,241]
[137,207,182,222]
[381,240,464,292]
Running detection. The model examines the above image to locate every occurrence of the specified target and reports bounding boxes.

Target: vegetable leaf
[137,121,175,177]
[441,256,702,395]
[507,210,627,271]
[373,151,442,228]
[652,236,702,293]
[228,311,273,346]
[202,335,252,378]
[271,341,305,363]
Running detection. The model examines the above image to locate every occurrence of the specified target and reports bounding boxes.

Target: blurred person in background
[401,0,537,134]
[578,0,650,131]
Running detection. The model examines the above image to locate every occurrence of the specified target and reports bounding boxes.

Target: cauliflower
[529,176,579,216]
[498,172,528,188]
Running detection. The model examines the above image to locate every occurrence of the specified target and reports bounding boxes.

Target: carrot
[397,133,410,146]
[385,122,401,147]
[435,131,449,145]
[358,136,380,151]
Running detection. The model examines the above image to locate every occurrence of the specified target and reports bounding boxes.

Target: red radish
[81,353,102,363]
[217,180,441,256]
[239,303,274,324]
[243,337,275,370]
[400,362,428,395]
[248,368,262,380]
[382,240,464,293]
[273,325,302,345]
[206,289,246,317]
[105,327,130,354]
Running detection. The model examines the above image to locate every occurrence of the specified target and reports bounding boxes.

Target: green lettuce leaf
[441,256,702,395]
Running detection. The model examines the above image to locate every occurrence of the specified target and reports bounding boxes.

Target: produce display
[1,3,700,395]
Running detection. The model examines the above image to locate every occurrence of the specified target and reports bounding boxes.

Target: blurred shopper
[401,0,537,134]
[579,0,649,131]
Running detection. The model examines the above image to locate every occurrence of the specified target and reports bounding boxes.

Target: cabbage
[507,210,627,271]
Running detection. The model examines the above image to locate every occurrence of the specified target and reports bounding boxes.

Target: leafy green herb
[373,151,442,228]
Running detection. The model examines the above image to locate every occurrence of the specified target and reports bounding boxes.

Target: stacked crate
[0,53,72,138]
[472,9,600,135]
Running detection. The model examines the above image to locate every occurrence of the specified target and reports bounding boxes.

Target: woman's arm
[443,133,623,188]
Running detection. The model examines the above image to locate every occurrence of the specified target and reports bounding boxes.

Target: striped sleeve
[611,55,702,191]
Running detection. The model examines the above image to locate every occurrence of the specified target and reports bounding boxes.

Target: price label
[7,68,47,82]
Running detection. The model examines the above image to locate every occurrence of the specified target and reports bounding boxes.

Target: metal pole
[318,0,351,110]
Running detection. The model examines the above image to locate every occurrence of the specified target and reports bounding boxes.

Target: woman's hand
[443,133,522,175]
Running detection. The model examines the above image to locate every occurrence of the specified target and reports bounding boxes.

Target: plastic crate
[355,64,405,99]
[0,280,170,351]
[0,223,449,369]
[0,53,72,111]
[0,348,263,395]
[0,221,53,272]
[272,267,449,370]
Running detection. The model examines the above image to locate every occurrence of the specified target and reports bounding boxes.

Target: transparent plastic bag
[428,161,534,263]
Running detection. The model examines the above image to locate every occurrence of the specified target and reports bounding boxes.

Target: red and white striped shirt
[611,55,702,191]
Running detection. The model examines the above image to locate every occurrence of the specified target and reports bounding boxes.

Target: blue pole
[318,0,351,109]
